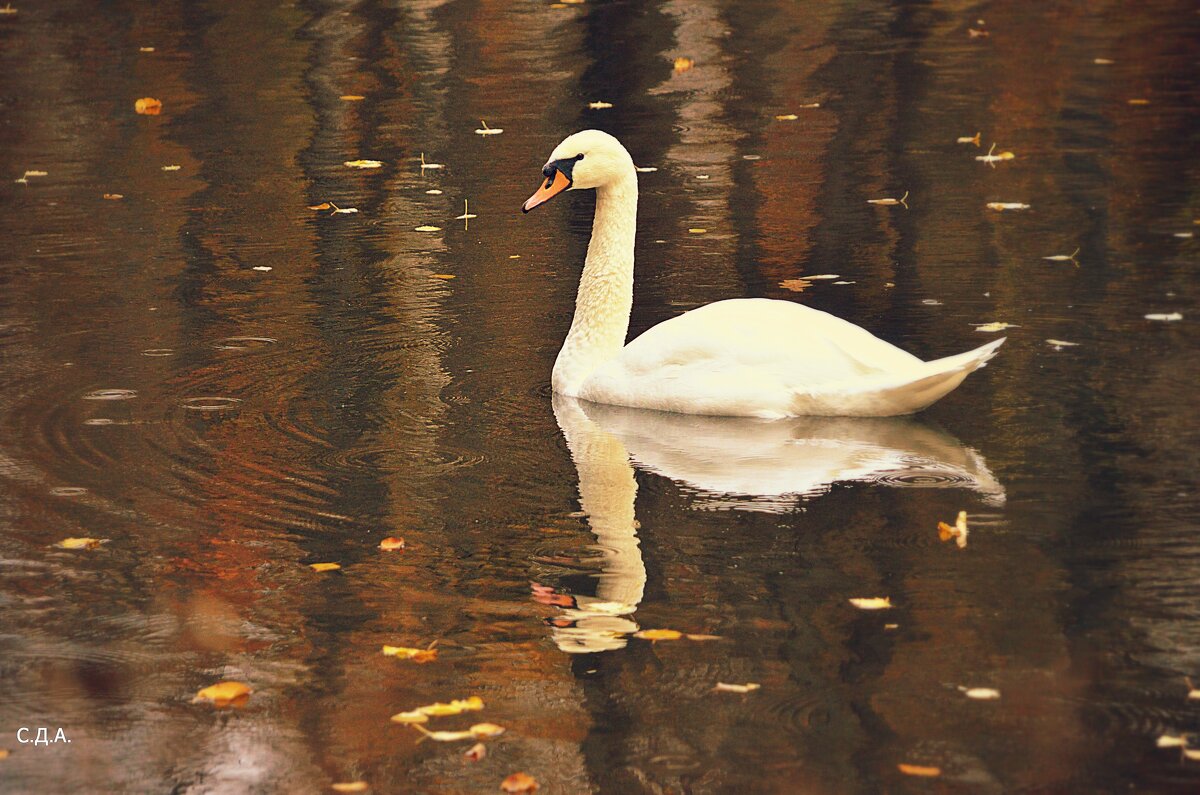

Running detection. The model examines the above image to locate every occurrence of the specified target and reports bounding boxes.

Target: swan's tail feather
[792,337,1006,417]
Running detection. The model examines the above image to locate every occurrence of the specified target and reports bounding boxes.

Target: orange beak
[522,169,571,213]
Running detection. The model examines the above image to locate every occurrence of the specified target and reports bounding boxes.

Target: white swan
[523,130,1004,418]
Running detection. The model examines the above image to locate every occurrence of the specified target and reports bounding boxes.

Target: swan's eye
[575,154,584,161]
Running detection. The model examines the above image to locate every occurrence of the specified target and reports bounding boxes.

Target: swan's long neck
[552,172,638,395]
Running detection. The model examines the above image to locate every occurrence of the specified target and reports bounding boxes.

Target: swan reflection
[545,395,1004,653]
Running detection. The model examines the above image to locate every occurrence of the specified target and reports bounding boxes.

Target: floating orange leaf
[192,681,251,707]
[381,644,438,663]
[331,783,369,793]
[500,772,539,793]
[102,193,124,200]
[309,562,341,572]
[431,274,456,280]
[956,132,981,147]
[634,629,683,641]
[308,202,333,211]
[379,537,406,551]
[898,763,941,777]
[134,97,162,115]
[673,56,694,73]
[779,279,811,292]
[937,510,969,548]
[340,95,366,101]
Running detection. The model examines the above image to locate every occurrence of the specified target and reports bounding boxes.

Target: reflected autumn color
[0,0,1197,792]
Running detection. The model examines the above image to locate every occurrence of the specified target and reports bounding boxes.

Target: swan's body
[525,130,1003,418]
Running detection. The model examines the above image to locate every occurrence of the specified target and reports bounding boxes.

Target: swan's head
[522,129,634,212]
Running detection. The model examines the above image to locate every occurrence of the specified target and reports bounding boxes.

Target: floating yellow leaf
[134,97,163,115]
[634,629,683,641]
[344,159,383,169]
[331,783,369,793]
[1042,247,1080,262]
[673,56,694,73]
[963,687,1000,700]
[1157,734,1186,748]
[474,120,503,136]
[192,681,252,707]
[161,165,181,171]
[411,722,504,742]
[340,95,366,101]
[138,46,154,52]
[898,764,941,777]
[431,274,456,280]
[390,710,429,724]
[972,322,1018,333]
[775,114,798,121]
[1185,748,1200,761]
[868,191,909,208]
[975,143,1015,167]
[779,279,811,292]
[102,193,124,200]
[464,742,487,761]
[379,536,405,551]
[15,169,47,184]
[688,228,707,234]
[849,597,892,610]
[415,225,441,232]
[1127,98,1150,105]
[957,132,981,147]
[0,4,18,14]
[382,644,438,663]
[470,723,505,738]
[986,201,1029,211]
[500,772,539,793]
[55,537,105,550]
[588,101,613,109]
[421,696,484,717]
[309,562,341,572]
[715,682,761,694]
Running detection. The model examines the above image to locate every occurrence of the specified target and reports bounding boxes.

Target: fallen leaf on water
[937,510,969,548]
[138,46,154,52]
[975,143,1015,167]
[898,764,941,777]
[390,710,429,724]
[868,191,909,208]
[426,189,443,195]
[501,772,539,793]
[1043,247,1080,262]
[0,4,18,14]
[401,696,484,718]
[1127,98,1150,105]
[588,101,613,109]
[696,174,710,180]
[635,166,658,173]
[957,132,981,147]
[673,56,695,73]
[1157,734,1186,748]
[968,27,989,38]
[470,723,505,739]
[330,205,359,215]
[331,783,369,793]
[688,228,707,234]
[685,633,721,641]
[308,202,333,210]
[415,225,441,232]
[634,629,683,641]
[340,95,366,101]
[431,274,456,280]
[420,153,444,170]
[309,562,341,572]
[1145,313,1182,322]
[775,114,798,121]
[807,274,841,280]
[465,742,487,761]
[14,169,47,184]
[192,681,252,707]
[779,279,811,292]
[134,97,163,115]
[253,266,272,272]
[344,159,383,169]
[412,722,504,742]
[986,202,1030,211]
[456,199,477,223]
[1046,339,1079,348]
[973,322,1018,333]
[962,686,1000,700]
[849,597,892,610]
[474,120,503,136]
[55,537,105,550]
[379,536,405,551]
[161,165,181,171]
[1094,58,1114,65]
[1185,749,1200,761]
[102,193,124,200]
[382,644,438,663]
[715,682,761,694]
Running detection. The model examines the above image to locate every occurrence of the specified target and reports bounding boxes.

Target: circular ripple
[182,396,243,412]
[83,389,137,401]
[872,468,975,488]
[212,336,277,350]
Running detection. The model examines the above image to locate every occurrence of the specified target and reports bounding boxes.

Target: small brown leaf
[500,772,539,793]
[134,97,163,115]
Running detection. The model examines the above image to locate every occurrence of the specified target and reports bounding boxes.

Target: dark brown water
[1,1,1198,792]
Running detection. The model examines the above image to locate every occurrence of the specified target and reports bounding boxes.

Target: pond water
[1,0,1198,792]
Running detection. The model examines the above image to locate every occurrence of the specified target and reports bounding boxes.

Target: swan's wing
[579,299,929,416]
